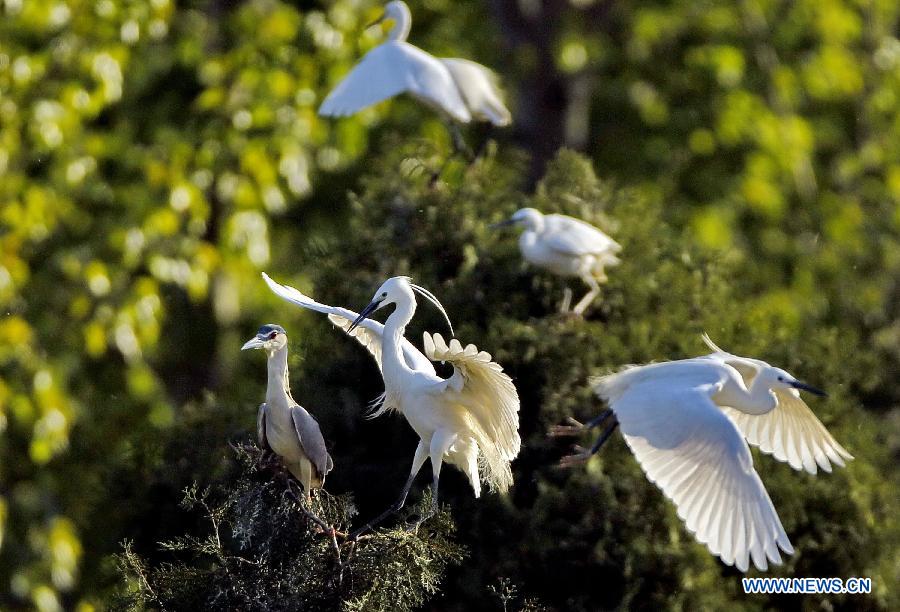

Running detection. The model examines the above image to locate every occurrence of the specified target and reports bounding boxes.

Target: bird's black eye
[381,292,387,298]
[777,376,783,382]
[268,331,277,340]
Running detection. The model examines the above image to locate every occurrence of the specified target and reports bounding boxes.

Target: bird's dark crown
[257,324,286,336]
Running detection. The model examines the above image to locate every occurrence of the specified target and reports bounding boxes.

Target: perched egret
[551,334,853,572]
[319,1,511,151]
[262,273,520,535]
[493,207,621,315]
[242,324,334,496]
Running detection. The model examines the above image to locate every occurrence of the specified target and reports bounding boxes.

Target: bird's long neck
[717,368,776,415]
[266,346,293,405]
[382,298,416,376]
[388,4,412,41]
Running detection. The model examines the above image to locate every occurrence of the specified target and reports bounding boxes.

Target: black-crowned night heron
[262,274,520,539]
[242,324,333,496]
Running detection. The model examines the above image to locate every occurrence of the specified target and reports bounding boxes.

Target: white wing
[319,42,471,123]
[439,58,511,126]
[608,376,793,572]
[721,391,853,475]
[423,332,520,492]
[543,214,621,258]
[261,273,434,375]
[700,335,853,474]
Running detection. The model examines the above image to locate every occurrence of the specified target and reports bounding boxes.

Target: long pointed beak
[365,12,386,30]
[489,218,516,230]
[348,299,382,333]
[241,336,266,351]
[790,380,827,397]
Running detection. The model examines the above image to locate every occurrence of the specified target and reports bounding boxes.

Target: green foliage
[286,145,897,610]
[1,0,898,610]
[114,444,464,611]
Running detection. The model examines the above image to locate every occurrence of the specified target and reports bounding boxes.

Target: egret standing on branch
[493,207,621,315]
[319,1,511,154]
[551,334,853,572]
[242,324,334,496]
[262,273,520,537]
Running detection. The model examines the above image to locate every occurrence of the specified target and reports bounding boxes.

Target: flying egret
[262,273,520,535]
[551,334,853,572]
[242,324,334,496]
[493,207,621,315]
[319,1,511,153]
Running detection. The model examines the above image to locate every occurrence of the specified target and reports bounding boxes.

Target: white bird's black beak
[489,218,516,230]
[349,297,384,332]
[365,12,386,29]
[241,335,266,351]
[790,380,827,397]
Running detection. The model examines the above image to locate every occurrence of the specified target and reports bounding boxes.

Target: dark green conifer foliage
[115,444,464,611]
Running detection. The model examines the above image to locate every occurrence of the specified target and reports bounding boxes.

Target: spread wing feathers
[424,332,521,492]
[699,334,852,474]
[257,404,271,451]
[319,42,471,123]
[262,273,433,375]
[721,392,854,475]
[439,58,511,126]
[290,405,333,479]
[611,383,793,572]
[544,215,622,258]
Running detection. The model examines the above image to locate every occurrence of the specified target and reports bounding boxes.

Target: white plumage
[584,336,851,572]
[319,1,511,127]
[262,273,520,534]
[497,207,621,314]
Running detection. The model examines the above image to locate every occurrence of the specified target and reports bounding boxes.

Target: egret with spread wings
[319,1,511,153]
[263,273,520,536]
[242,324,333,496]
[493,207,621,315]
[551,334,852,572]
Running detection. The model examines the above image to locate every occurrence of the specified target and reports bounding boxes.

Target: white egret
[242,324,334,496]
[319,1,511,152]
[262,273,520,536]
[551,334,852,572]
[493,207,621,315]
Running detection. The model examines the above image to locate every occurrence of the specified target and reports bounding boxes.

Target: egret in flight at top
[263,273,520,536]
[319,0,511,146]
[242,324,334,496]
[551,334,853,572]
[493,208,621,315]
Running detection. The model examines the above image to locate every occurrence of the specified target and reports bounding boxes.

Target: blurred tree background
[0,0,897,610]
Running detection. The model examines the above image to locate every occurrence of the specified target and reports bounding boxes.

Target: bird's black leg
[558,418,619,468]
[470,124,493,165]
[430,122,472,186]
[548,408,614,437]
[350,469,418,540]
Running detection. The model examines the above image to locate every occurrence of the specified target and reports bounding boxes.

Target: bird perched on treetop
[493,207,621,315]
[262,273,520,538]
[242,324,333,496]
[319,0,511,152]
[551,334,852,572]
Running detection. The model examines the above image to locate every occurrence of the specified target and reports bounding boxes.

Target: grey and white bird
[319,1,511,131]
[493,207,621,315]
[551,334,852,572]
[262,274,520,537]
[242,324,333,496]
